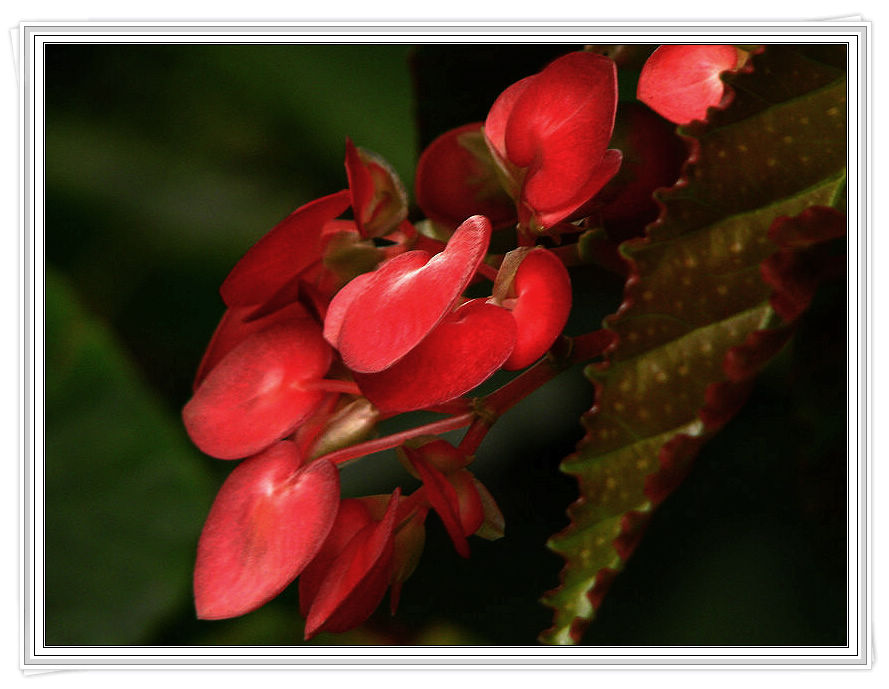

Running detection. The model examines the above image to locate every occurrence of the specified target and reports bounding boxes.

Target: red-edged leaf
[406,451,470,558]
[193,302,311,390]
[415,123,516,230]
[194,443,340,620]
[354,299,517,412]
[331,215,493,373]
[183,319,332,459]
[219,190,351,307]
[637,44,743,125]
[303,490,400,638]
[494,247,572,370]
[541,46,846,645]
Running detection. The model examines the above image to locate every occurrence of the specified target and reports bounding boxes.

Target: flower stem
[315,412,475,466]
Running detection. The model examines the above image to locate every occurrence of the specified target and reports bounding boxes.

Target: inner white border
[20,22,870,670]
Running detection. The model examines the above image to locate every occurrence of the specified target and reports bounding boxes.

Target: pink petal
[303,490,400,638]
[416,123,516,230]
[193,302,311,390]
[497,248,572,370]
[183,319,333,460]
[194,443,340,620]
[332,215,493,373]
[637,45,740,125]
[354,299,517,412]
[219,190,351,307]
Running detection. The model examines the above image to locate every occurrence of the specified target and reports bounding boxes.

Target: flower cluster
[184,46,739,638]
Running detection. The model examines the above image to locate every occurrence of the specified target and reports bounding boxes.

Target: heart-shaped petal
[220,190,351,308]
[183,319,333,460]
[193,302,312,391]
[487,52,620,228]
[493,247,572,370]
[637,45,742,125]
[194,443,340,620]
[303,490,400,638]
[331,215,493,373]
[354,299,517,412]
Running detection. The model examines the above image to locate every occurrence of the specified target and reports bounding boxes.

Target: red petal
[332,215,493,373]
[183,320,333,459]
[484,76,535,164]
[298,498,373,618]
[498,248,572,370]
[525,149,623,230]
[449,470,485,537]
[503,52,619,225]
[405,452,469,558]
[345,139,408,238]
[219,190,351,307]
[637,45,740,125]
[193,302,311,390]
[416,123,516,230]
[303,490,400,638]
[194,443,340,620]
[354,299,517,412]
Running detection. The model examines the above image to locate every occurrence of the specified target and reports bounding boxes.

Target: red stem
[314,412,475,466]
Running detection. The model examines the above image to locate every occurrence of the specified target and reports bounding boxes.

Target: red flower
[636,45,744,125]
[299,490,401,638]
[490,247,572,370]
[183,317,333,460]
[344,138,409,238]
[415,122,516,231]
[484,51,622,232]
[325,215,517,412]
[194,441,340,620]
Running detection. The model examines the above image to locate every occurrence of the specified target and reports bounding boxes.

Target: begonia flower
[491,247,572,370]
[415,123,517,230]
[300,490,400,638]
[219,190,351,309]
[344,138,409,238]
[183,317,333,460]
[194,441,340,620]
[636,44,745,125]
[353,298,516,413]
[324,215,497,373]
[403,447,487,558]
[484,51,622,232]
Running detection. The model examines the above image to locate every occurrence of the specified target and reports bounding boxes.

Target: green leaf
[44,267,215,645]
[540,46,846,645]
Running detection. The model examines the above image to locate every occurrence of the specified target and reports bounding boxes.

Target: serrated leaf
[540,46,846,645]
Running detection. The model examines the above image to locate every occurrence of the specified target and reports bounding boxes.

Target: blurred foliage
[43,44,846,647]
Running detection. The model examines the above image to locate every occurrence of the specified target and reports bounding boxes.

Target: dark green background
[44,44,847,647]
